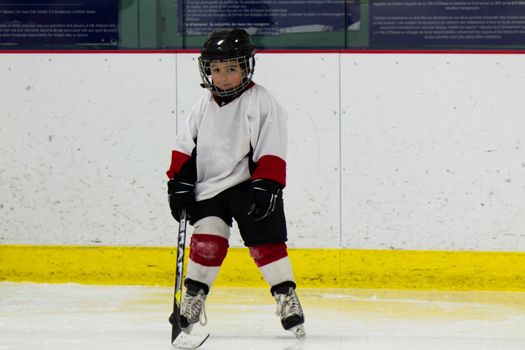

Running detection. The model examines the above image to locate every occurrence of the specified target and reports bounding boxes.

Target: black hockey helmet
[200,28,255,60]
[198,28,256,97]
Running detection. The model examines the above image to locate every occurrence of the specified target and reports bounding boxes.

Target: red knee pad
[249,242,288,268]
[189,234,229,267]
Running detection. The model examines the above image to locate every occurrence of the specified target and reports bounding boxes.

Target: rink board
[1,245,525,291]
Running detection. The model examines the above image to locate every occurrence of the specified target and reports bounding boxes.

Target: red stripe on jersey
[249,242,288,268]
[166,150,191,179]
[251,155,286,187]
[189,234,229,267]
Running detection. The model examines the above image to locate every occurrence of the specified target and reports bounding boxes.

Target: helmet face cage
[198,54,255,98]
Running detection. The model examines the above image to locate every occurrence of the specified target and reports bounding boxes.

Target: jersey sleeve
[166,98,202,180]
[250,88,288,187]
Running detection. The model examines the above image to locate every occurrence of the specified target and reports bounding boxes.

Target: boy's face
[210,60,243,91]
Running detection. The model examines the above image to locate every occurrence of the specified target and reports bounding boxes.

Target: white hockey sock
[258,256,295,287]
[186,260,221,289]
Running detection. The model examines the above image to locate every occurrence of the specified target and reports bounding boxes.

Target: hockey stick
[171,209,210,349]
[171,208,187,343]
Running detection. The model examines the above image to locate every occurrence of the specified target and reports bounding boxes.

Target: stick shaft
[171,209,187,343]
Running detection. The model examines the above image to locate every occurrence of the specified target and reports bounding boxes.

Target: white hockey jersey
[167,84,288,201]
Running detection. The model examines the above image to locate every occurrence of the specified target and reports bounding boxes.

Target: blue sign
[179,0,360,36]
[370,0,525,47]
[0,0,118,46]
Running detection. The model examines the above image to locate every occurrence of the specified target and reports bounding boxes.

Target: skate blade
[289,324,305,338]
[172,332,210,349]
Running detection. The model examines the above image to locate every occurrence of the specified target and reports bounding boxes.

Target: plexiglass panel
[1,1,524,51]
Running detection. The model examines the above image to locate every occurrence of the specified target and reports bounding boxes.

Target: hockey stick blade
[172,333,210,349]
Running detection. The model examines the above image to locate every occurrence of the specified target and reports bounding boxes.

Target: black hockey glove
[167,179,197,222]
[247,179,282,222]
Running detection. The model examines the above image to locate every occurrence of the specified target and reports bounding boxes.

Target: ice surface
[1,283,525,350]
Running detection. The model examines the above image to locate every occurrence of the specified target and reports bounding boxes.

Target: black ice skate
[178,280,208,334]
[271,281,305,338]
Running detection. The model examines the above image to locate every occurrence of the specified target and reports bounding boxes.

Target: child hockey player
[166,28,305,338]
